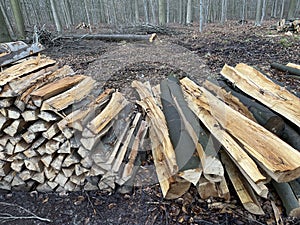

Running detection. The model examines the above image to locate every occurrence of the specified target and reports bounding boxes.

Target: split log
[0,56,56,87]
[160,78,206,181]
[287,63,300,70]
[180,77,300,183]
[30,75,86,107]
[87,92,128,135]
[0,43,45,67]
[221,64,300,128]
[272,181,300,218]
[133,80,191,199]
[61,33,157,42]
[197,176,230,201]
[209,79,300,150]
[271,62,300,76]
[221,151,265,215]
[41,76,95,112]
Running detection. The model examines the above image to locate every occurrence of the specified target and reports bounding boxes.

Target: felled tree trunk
[61,33,157,42]
[271,62,300,76]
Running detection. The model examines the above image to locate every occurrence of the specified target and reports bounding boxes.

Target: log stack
[1,46,300,218]
[277,19,300,33]
[0,54,146,193]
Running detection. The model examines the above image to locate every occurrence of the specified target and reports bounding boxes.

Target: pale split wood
[172,94,224,183]
[41,76,95,112]
[87,92,129,135]
[30,74,86,105]
[0,56,56,86]
[117,120,148,185]
[287,63,300,70]
[221,151,265,215]
[203,80,256,122]
[57,88,114,132]
[111,113,142,173]
[132,80,178,175]
[180,77,300,183]
[221,64,300,127]
[197,176,230,201]
[181,84,267,185]
[6,64,58,97]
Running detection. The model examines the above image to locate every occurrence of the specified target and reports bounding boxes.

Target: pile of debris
[277,19,300,33]
[1,45,300,219]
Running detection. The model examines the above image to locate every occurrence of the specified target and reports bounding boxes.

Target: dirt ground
[1,20,300,224]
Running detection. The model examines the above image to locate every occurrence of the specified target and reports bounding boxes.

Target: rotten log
[271,62,300,76]
[61,33,157,42]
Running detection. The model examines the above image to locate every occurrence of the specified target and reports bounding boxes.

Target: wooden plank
[221,64,300,127]
[181,77,300,183]
[41,76,95,111]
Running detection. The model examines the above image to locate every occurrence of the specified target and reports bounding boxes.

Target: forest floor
[1,20,300,225]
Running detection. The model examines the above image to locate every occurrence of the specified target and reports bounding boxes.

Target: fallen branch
[0,202,52,223]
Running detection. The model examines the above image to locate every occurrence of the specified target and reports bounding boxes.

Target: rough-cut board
[41,76,95,111]
[180,77,300,183]
[0,56,56,86]
[221,64,300,128]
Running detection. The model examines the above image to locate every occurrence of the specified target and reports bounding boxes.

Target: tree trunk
[186,0,193,24]
[255,0,263,26]
[133,0,139,23]
[0,6,11,42]
[199,0,204,32]
[143,0,149,24]
[288,0,297,19]
[158,0,166,25]
[221,0,227,24]
[149,0,157,24]
[260,0,266,24]
[9,0,25,39]
[50,0,62,34]
[280,0,285,19]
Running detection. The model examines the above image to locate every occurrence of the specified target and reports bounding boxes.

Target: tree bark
[186,0,193,24]
[0,7,11,42]
[199,0,204,32]
[50,0,62,34]
[158,0,166,25]
[9,0,25,39]
[255,0,263,26]
[288,0,297,19]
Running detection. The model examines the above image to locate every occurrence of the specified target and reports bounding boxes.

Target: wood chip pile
[1,49,300,218]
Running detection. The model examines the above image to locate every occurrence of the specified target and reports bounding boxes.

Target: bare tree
[50,0,62,33]
[9,0,25,39]
[255,0,263,26]
[0,6,11,42]
[158,0,166,25]
[280,0,285,19]
[186,0,193,24]
[288,0,297,19]
[221,0,227,24]
[199,0,204,32]
[143,0,149,24]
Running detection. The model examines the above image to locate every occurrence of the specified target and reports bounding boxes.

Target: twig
[0,202,52,223]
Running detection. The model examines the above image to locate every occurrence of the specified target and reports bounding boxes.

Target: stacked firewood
[277,19,300,33]
[0,54,148,194]
[1,49,300,218]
